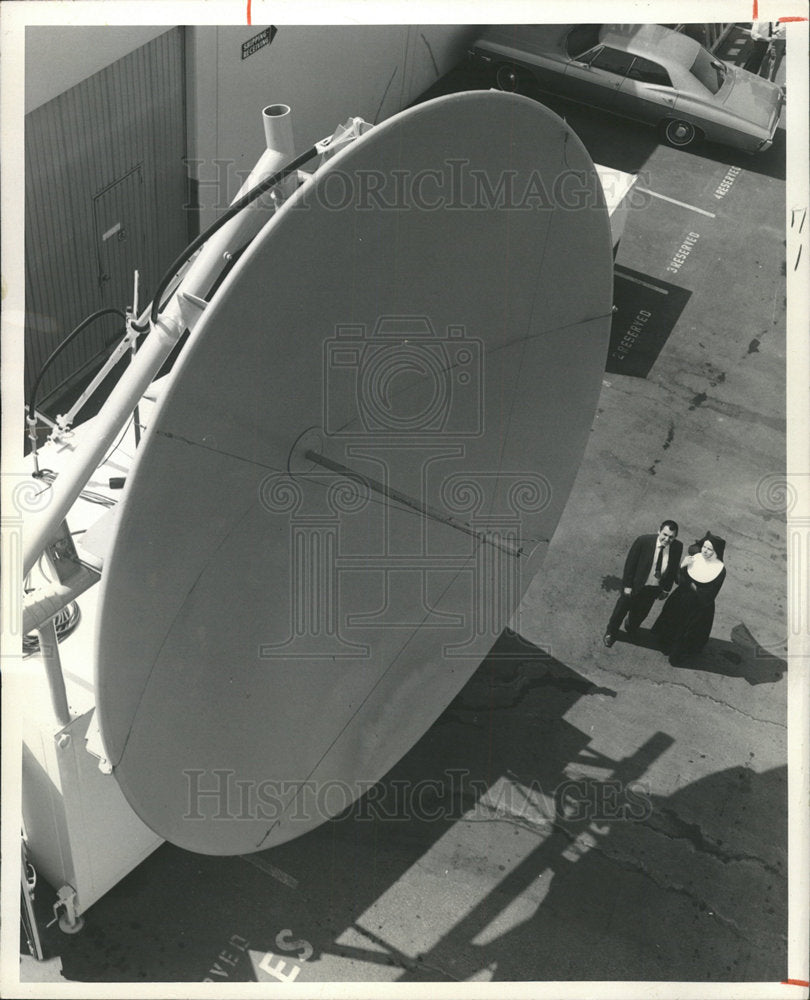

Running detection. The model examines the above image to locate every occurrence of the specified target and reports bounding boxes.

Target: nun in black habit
[652,531,727,662]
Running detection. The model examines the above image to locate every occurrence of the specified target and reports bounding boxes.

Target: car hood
[719,67,782,128]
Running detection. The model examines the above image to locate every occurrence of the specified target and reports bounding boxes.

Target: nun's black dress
[652,561,726,657]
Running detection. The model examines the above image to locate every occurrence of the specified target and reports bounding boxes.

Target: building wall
[186,25,478,226]
[25,28,188,406]
[24,23,477,407]
[25,25,175,114]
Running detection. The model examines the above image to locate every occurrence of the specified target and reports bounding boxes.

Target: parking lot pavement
[509,71,788,980]
[21,63,789,985]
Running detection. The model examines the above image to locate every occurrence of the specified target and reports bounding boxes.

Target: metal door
[93,164,148,310]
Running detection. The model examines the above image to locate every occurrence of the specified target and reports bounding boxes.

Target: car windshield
[566,24,601,58]
[689,46,727,94]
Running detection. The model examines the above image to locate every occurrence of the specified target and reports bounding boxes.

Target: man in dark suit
[604,520,682,646]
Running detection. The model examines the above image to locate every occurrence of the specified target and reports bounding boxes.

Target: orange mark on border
[778,15,808,20]
[753,0,758,18]
[247,0,252,25]
[781,979,810,987]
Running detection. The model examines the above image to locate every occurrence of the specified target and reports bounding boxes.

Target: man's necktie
[654,545,664,579]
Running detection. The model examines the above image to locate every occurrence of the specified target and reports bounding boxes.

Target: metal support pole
[304,449,522,557]
[55,885,85,934]
[22,316,183,578]
[35,617,71,728]
[132,270,142,447]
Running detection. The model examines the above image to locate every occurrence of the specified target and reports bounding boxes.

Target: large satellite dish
[94,90,613,855]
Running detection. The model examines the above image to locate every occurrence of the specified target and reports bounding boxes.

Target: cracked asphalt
[22,55,790,987]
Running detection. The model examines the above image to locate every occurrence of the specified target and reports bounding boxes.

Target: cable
[29,146,318,432]
[28,309,127,422]
[133,144,319,331]
[36,551,52,583]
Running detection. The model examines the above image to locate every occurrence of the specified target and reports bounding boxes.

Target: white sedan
[469,23,785,152]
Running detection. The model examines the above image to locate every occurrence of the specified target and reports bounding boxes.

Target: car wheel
[662,119,699,149]
[495,63,522,92]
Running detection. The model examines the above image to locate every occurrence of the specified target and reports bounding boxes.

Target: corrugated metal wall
[24,28,188,409]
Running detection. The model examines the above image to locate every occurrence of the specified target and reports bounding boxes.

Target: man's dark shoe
[603,633,615,647]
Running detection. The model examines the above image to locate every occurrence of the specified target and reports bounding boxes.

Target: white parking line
[239,854,299,889]
[615,271,670,294]
[639,188,717,218]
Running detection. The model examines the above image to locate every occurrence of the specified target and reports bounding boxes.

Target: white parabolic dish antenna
[94,91,614,855]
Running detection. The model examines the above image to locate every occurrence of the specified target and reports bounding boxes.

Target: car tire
[495,63,523,92]
[662,119,699,149]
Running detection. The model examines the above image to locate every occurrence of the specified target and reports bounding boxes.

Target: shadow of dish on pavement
[24,631,785,984]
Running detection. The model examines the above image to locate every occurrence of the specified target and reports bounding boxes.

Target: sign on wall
[242,26,278,60]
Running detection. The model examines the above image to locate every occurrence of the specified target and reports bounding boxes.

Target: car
[468,23,785,153]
